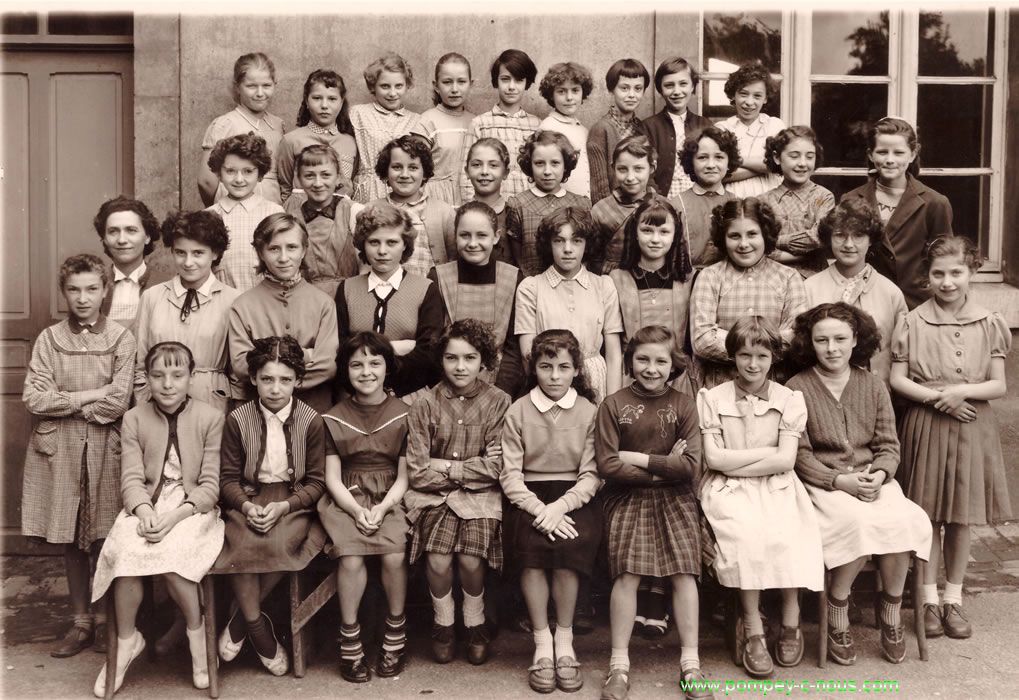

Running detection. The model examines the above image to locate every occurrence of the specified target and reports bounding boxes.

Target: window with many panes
[699,9,1006,277]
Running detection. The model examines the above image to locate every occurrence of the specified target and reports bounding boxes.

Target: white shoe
[217,611,244,662]
[92,630,145,698]
[255,615,289,677]
[186,622,212,690]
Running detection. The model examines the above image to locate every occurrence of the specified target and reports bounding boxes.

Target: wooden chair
[817,556,928,668]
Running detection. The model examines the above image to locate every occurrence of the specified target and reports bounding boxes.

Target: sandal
[528,657,556,694]
[555,656,583,693]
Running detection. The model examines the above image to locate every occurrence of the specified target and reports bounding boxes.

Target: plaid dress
[594,384,703,579]
[349,102,420,204]
[505,188,592,277]
[464,106,542,201]
[22,317,135,548]
[208,194,285,292]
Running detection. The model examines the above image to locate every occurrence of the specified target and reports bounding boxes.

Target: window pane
[917,84,992,168]
[813,175,868,206]
[925,175,991,257]
[812,11,889,76]
[918,10,993,77]
[811,84,887,168]
[703,79,782,122]
[2,12,40,34]
[47,12,132,35]
[704,12,782,73]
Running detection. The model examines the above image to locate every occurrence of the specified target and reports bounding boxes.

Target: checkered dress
[21,318,135,548]
[349,102,420,204]
[464,106,542,200]
[759,181,836,278]
[208,194,284,292]
[594,384,703,578]
[690,257,807,389]
[505,189,592,277]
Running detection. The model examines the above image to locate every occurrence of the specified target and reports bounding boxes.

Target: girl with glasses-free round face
[362,226,407,279]
[434,60,471,111]
[103,211,150,271]
[456,209,499,267]
[636,213,675,272]
[466,144,507,200]
[550,223,585,278]
[237,67,275,115]
[810,317,857,374]
[386,147,425,204]
[614,151,652,201]
[692,136,729,189]
[611,76,645,115]
[374,70,409,112]
[868,133,916,190]
[259,225,306,281]
[724,217,766,269]
[306,82,343,128]
[347,347,387,404]
[442,337,484,394]
[534,347,578,402]
[630,341,673,394]
[531,144,566,194]
[173,239,216,289]
[733,342,772,392]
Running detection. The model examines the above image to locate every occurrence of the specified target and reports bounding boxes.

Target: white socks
[943,582,963,607]
[554,625,575,660]
[609,647,630,672]
[462,589,485,628]
[186,623,210,690]
[680,647,700,672]
[923,583,940,607]
[533,625,553,663]
[431,590,455,627]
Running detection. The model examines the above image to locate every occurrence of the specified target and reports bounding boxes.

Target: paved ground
[3,531,1019,700]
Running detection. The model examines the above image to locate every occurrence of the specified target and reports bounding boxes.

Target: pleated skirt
[603,484,701,579]
[503,481,603,576]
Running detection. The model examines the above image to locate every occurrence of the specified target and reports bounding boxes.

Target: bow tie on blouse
[179,288,202,322]
[302,199,336,222]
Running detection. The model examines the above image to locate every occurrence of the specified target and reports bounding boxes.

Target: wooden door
[0,48,133,551]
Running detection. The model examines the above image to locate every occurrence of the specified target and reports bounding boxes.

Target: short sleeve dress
[317,396,410,557]
[697,381,823,591]
[718,114,784,198]
[892,297,1013,524]
[202,107,285,205]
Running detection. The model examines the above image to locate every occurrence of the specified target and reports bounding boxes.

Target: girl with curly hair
[673,126,740,266]
[717,61,785,197]
[538,62,596,198]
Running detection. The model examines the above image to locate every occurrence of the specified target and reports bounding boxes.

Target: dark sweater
[642,109,713,197]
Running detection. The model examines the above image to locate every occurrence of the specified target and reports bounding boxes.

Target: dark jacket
[642,108,713,196]
[841,175,953,309]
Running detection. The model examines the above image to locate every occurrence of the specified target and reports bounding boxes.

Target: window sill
[972,282,1019,328]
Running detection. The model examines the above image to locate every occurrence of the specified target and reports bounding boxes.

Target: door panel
[0,48,133,550]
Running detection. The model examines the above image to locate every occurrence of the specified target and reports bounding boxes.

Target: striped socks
[880,593,902,627]
[827,595,850,634]
[340,623,363,663]
[382,614,407,654]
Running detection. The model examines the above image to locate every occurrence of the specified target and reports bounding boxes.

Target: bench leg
[818,575,828,669]
[912,556,928,661]
[202,576,220,698]
[289,573,306,678]
[105,593,118,699]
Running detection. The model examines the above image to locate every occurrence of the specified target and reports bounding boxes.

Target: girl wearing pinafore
[890,235,1012,640]
[697,318,822,677]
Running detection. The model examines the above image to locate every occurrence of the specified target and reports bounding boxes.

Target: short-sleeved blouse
[891,297,1011,386]
[718,114,785,198]
[202,107,285,204]
[697,380,807,450]
[514,266,623,358]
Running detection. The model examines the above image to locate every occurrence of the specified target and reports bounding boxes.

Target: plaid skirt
[603,484,701,579]
[409,504,503,571]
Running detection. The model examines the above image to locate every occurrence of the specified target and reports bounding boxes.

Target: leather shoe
[92,622,108,654]
[376,648,405,678]
[600,668,629,700]
[466,623,491,665]
[942,603,972,639]
[528,657,555,694]
[775,625,803,667]
[555,656,583,693]
[741,634,774,677]
[680,667,715,700]
[827,628,857,666]
[431,623,455,664]
[923,604,944,638]
[339,656,371,683]
[52,622,94,658]
[879,620,906,664]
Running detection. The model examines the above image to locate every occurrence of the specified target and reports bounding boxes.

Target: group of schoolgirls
[21,43,1012,700]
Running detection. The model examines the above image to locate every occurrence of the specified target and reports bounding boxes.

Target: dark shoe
[600,668,629,700]
[555,656,583,693]
[879,620,906,664]
[375,648,405,678]
[923,604,944,638]
[827,628,857,666]
[466,624,491,665]
[431,624,455,664]
[774,626,803,667]
[942,603,972,639]
[741,635,773,677]
[528,657,555,694]
[91,622,107,654]
[51,622,94,658]
[730,614,745,666]
[339,656,371,683]
[574,603,596,635]
[154,614,186,656]
[679,667,715,700]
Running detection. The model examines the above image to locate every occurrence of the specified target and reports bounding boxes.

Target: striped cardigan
[219,398,326,512]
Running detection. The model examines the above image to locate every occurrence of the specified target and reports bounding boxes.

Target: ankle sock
[383,614,407,653]
[431,590,455,627]
[609,647,630,672]
[186,624,208,670]
[879,593,902,627]
[462,588,485,628]
[246,615,277,659]
[554,625,575,660]
[679,647,700,672]
[339,622,363,662]
[744,613,765,637]
[827,595,850,634]
[923,583,940,607]
[533,625,553,663]
[943,582,963,607]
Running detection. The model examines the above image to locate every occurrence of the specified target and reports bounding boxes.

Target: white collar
[529,186,567,198]
[368,267,404,292]
[216,194,259,213]
[260,398,293,423]
[549,111,581,126]
[667,110,688,123]
[114,261,146,283]
[172,274,217,299]
[544,265,591,290]
[692,182,726,196]
[529,386,578,412]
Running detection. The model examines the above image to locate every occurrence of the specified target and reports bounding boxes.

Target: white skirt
[701,471,824,591]
[804,479,932,569]
[92,480,224,601]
